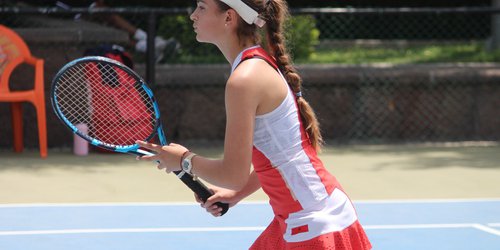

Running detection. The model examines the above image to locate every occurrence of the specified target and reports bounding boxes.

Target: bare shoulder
[227,58,287,115]
[228,59,279,90]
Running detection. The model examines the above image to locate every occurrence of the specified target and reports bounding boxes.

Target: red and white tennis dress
[232,46,372,250]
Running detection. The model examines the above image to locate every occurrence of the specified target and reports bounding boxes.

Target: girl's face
[190,0,227,44]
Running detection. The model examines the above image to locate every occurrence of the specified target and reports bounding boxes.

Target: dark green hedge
[158,14,319,63]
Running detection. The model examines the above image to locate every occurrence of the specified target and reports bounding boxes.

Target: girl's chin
[195,36,209,43]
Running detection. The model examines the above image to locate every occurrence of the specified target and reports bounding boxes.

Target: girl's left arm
[190,72,260,190]
[137,64,262,190]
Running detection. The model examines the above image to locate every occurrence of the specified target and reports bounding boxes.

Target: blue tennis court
[0,199,499,249]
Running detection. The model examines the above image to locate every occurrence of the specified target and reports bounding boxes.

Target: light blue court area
[0,199,499,250]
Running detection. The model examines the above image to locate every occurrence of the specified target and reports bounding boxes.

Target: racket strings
[55,61,156,146]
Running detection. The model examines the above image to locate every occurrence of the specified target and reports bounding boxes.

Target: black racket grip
[174,170,229,216]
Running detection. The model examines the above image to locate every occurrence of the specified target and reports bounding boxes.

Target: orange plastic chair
[0,25,47,158]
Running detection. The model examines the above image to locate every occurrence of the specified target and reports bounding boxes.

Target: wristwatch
[181,152,196,174]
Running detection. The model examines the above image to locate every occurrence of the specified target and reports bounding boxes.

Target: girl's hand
[195,186,241,217]
[136,141,188,173]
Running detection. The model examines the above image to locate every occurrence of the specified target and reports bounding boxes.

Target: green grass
[297,42,500,64]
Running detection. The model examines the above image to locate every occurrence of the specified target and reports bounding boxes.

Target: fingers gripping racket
[51,56,229,215]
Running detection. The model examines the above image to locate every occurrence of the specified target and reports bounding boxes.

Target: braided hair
[216,0,324,151]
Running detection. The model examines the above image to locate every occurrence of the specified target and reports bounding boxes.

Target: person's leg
[92,0,138,37]
[90,1,180,62]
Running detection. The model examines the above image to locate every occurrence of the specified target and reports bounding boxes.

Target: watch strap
[182,152,196,174]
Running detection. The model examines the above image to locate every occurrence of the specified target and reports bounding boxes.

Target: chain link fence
[0,5,499,149]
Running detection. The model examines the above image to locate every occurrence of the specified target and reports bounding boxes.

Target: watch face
[182,160,189,170]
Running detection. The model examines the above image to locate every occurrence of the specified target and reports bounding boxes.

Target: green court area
[0,143,499,204]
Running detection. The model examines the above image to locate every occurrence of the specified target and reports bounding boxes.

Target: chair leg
[35,100,48,158]
[10,102,23,153]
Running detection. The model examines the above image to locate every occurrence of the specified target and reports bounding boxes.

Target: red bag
[84,45,152,152]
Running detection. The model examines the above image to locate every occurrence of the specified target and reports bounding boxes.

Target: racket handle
[134,150,229,215]
[175,171,230,216]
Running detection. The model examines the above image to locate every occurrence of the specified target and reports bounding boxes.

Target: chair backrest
[0,25,33,92]
[0,25,33,91]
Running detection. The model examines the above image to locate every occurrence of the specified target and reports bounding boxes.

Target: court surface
[0,199,499,250]
[0,144,499,249]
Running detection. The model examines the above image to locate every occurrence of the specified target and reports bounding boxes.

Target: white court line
[363,223,477,230]
[472,224,500,236]
[365,223,500,237]
[0,202,201,208]
[2,223,500,236]
[0,227,266,236]
[355,198,500,204]
[0,198,499,208]
[0,201,268,208]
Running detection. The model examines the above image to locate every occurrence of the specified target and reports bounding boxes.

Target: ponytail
[262,0,323,151]
[218,0,324,151]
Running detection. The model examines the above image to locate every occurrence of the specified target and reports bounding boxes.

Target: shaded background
[0,0,499,152]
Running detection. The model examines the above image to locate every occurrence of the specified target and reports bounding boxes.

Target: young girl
[137,0,372,249]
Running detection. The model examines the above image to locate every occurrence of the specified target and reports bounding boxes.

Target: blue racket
[50,56,229,215]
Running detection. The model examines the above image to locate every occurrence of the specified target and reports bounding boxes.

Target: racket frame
[51,56,159,154]
[51,56,229,215]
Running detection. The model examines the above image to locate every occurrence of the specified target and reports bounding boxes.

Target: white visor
[220,0,266,27]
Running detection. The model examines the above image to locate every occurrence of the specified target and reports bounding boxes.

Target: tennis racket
[51,56,229,215]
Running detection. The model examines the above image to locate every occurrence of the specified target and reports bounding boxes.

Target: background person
[60,0,180,62]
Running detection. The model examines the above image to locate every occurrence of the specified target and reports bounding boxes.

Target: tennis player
[137,0,372,248]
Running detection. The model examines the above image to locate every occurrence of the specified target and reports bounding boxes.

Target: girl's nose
[190,9,197,21]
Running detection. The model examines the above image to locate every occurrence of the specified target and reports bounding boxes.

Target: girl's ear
[225,8,238,26]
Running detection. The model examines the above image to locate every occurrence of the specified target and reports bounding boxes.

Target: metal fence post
[489,0,500,50]
[146,11,156,86]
